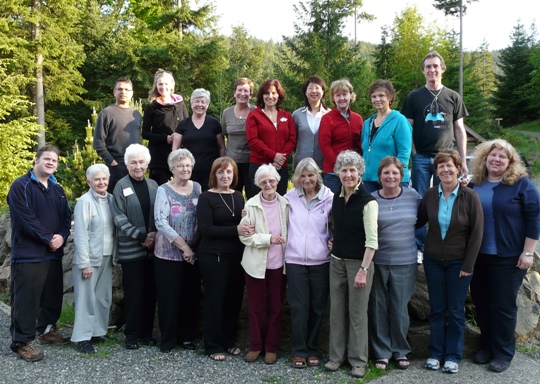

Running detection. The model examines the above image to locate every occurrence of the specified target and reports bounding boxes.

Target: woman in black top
[196,157,253,361]
[142,69,189,185]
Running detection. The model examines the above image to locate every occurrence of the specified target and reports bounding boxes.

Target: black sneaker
[77,340,95,354]
[91,335,112,344]
[125,339,140,350]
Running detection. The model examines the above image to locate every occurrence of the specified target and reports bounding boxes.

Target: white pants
[71,256,113,342]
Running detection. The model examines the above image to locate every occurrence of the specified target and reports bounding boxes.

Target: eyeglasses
[259,179,277,186]
[175,164,193,169]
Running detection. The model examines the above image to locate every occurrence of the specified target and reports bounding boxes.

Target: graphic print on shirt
[423,100,446,129]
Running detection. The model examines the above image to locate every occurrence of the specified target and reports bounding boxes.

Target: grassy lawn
[514,120,540,133]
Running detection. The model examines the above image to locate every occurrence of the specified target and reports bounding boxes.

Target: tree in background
[492,22,537,126]
[1,0,85,147]
[433,0,479,97]
[278,0,374,113]
[0,60,40,201]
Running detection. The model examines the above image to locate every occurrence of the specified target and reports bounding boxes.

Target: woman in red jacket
[246,79,296,198]
[318,79,364,193]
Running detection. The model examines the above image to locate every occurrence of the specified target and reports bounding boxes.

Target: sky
[213,0,536,51]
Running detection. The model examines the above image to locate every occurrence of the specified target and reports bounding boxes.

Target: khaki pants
[328,257,374,368]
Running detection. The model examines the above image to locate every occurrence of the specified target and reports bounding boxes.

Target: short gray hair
[291,157,323,190]
[254,164,281,186]
[334,150,365,175]
[86,163,110,181]
[168,148,195,170]
[190,88,211,104]
[124,144,151,165]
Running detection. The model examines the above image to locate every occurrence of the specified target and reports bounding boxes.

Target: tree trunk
[459,0,464,97]
[32,0,46,148]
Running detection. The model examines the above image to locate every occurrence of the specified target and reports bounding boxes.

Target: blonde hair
[148,69,175,102]
[329,78,356,106]
[470,139,527,185]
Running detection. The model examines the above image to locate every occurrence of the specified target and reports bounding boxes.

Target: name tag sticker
[123,187,134,197]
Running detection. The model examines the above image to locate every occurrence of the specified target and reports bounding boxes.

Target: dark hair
[35,144,60,160]
[114,77,133,89]
[302,76,328,110]
[256,79,286,109]
[208,157,238,189]
[369,79,396,107]
[433,149,462,171]
[377,156,405,180]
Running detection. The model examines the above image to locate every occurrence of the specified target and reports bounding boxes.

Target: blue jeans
[423,256,472,363]
[412,154,440,249]
[323,173,341,194]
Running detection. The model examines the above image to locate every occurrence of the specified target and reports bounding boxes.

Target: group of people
[7,52,539,381]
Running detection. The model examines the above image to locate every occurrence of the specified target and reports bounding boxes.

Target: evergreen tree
[492,22,536,126]
[277,0,374,114]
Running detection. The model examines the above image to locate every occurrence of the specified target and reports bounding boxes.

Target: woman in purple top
[284,157,333,368]
[154,149,201,353]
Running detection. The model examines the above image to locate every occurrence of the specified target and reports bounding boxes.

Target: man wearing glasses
[93,77,143,192]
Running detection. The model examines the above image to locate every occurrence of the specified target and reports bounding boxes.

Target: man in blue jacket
[8,145,72,362]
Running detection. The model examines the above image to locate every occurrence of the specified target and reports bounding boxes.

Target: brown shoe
[244,350,261,362]
[38,328,69,345]
[264,352,277,364]
[14,342,44,362]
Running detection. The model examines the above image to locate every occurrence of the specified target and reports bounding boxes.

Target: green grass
[514,120,540,133]
[0,290,9,305]
[57,300,76,327]
[516,343,539,357]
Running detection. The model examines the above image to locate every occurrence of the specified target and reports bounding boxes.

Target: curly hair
[334,150,365,175]
[470,139,527,185]
[433,149,462,176]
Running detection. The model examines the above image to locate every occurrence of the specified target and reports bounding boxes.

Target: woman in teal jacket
[361,80,412,193]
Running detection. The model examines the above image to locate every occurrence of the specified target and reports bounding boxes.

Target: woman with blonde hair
[469,139,540,373]
[318,79,364,193]
[142,69,189,185]
[222,78,256,196]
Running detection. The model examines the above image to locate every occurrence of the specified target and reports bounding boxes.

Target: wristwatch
[359,266,369,272]
[523,252,534,257]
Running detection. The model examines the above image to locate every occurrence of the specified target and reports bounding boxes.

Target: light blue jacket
[361,110,412,183]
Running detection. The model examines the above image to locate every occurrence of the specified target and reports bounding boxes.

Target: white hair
[86,163,110,181]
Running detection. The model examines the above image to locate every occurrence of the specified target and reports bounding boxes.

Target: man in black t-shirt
[401,51,469,197]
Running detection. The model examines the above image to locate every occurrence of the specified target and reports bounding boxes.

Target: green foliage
[492,22,537,125]
[57,300,76,327]
[0,60,40,204]
[55,120,103,201]
[278,0,374,114]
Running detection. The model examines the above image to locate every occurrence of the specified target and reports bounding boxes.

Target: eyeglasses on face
[259,179,277,186]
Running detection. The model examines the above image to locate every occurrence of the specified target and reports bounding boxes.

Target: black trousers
[107,162,128,193]
[149,168,173,186]
[10,259,63,345]
[199,251,245,354]
[121,258,157,341]
[234,162,251,198]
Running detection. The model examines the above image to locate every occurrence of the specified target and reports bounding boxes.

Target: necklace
[219,192,235,216]
[381,190,400,211]
[426,86,444,99]
[426,86,444,117]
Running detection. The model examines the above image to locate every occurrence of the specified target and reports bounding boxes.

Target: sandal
[292,356,307,368]
[395,357,410,370]
[209,353,226,361]
[374,359,388,370]
[307,356,320,366]
[227,346,241,356]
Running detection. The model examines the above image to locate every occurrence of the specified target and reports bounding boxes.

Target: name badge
[123,187,134,197]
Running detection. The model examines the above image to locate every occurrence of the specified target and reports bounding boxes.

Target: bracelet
[523,252,534,258]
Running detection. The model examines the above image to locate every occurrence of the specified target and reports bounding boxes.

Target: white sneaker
[443,360,459,373]
[417,250,423,264]
[425,358,440,370]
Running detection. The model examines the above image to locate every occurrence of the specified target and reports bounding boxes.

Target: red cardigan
[318,107,363,173]
[246,107,297,166]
